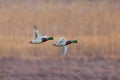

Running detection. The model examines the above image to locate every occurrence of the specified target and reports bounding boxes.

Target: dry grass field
[0,0,120,80]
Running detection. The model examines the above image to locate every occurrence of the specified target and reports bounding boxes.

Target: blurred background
[0,0,120,80]
[0,0,120,59]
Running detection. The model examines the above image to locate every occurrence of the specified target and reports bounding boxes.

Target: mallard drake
[29,25,54,44]
[53,38,78,55]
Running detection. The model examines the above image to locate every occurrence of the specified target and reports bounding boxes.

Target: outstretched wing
[56,38,66,45]
[33,25,42,39]
[61,46,68,56]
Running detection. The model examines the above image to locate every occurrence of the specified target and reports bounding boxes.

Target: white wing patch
[61,46,68,56]
[33,25,42,39]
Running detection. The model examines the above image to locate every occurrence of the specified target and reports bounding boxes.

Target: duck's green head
[71,40,78,43]
[48,37,54,40]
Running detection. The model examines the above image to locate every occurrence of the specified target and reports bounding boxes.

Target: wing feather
[33,25,42,39]
[61,46,68,56]
[56,38,66,45]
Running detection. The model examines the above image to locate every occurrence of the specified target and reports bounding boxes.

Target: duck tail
[71,40,78,43]
[47,37,54,40]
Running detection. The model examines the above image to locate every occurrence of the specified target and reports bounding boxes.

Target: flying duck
[29,25,54,44]
[53,38,78,55]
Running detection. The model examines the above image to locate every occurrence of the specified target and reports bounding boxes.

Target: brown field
[0,0,120,80]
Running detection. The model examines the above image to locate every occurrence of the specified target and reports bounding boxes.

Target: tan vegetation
[0,0,120,59]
